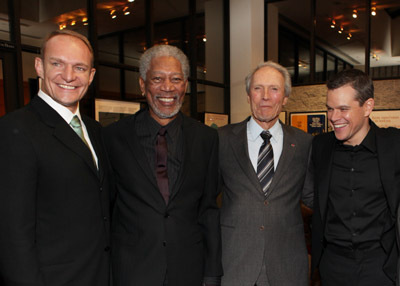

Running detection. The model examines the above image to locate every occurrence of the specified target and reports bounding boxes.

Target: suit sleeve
[0,119,44,286]
[197,131,223,278]
[301,138,314,209]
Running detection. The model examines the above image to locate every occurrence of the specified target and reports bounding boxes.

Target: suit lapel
[31,96,98,177]
[318,134,335,222]
[84,117,104,181]
[229,119,263,195]
[123,114,159,191]
[169,115,193,201]
[266,124,297,198]
[375,125,397,215]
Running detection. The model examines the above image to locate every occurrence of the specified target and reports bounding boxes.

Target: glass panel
[279,27,295,79]
[125,70,142,101]
[124,29,145,66]
[22,51,39,105]
[0,0,9,41]
[0,58,4,116]
[98,66,120,100]
[98,35,119,63]
[370,1,400,79]
[20,0,87,46]
[315,49,324,83]
[203,85,224,114]
[327,54,335,81]
[298,41,310,84]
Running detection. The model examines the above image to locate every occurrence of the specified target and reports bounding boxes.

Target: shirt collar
[248,117,282,143]
[335,122,376,153]
[145,109,183,143]
[38,89,82,124]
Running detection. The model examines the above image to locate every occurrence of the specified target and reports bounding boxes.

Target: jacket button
[259,226,265,231]
[104,246,110,252]
[264,200,268,206]
[99,187,103,192]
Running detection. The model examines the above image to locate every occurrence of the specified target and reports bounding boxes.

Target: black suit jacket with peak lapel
[104,109,222,286]
[311,121,400,282]
[0,96,111,286]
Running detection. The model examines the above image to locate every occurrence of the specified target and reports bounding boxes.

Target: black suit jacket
[104,110,222,286]
[311,121,400,282]
[0,96,111,286]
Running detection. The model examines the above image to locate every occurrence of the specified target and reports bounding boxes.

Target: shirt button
[164,213,170,218]
[259,226,265,231]
[99,187,103,192]
[350,168,355,172]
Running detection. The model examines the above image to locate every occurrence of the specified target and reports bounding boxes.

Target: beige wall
[282,78,400,123]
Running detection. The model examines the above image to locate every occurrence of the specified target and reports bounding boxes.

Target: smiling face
[35,34,96,113]
[139,56,188,126]
[327,84,374,146]
[247,66,288,130]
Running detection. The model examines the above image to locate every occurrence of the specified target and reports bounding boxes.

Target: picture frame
[95,98,141,127]
[289,111,327,135]
[370,109,400,128]
[203,112,229,129]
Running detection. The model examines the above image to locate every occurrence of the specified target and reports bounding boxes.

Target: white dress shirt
[247,117,284,172]
[38,90,98,168]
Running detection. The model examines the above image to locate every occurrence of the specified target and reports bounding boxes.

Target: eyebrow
[48,57,90,68]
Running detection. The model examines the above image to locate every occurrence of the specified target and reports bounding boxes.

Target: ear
[35,57,44,79]
[139,77,146,96]
[282,96,288,106]
[88,68,96,85]
[363,98,374,117]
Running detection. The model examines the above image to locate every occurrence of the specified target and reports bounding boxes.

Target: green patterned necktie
[70,115,90,147]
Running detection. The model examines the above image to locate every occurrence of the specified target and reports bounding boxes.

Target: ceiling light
[371,6,377,16]
[82,17,88,23]
[338,26,343,34]
[128,0,135,2]
[112,15,117,19]
[330,20,336,29]
[71,20,76,26]
[203,37,207,42]
[124,11,130,15]
[347,33,352,40]
[352,9,358,18]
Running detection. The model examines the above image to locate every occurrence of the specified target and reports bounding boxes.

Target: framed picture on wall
[279,111,286,124]
[95,99,141,127]
[204,112,229,129]
[370,109,400,128]
[289,111,327,136]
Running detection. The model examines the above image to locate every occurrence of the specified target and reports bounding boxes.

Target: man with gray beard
[104,45,222,286]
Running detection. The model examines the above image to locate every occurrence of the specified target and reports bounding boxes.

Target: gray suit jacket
[219,118,313,286]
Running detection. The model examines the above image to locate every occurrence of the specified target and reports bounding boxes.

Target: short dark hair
[327,69,374,106]
[41,30,94,67]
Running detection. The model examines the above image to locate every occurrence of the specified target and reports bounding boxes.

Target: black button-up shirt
[324,126,391,249]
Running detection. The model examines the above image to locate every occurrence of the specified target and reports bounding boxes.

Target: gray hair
[139,45,190,80]
[245,61,292,98]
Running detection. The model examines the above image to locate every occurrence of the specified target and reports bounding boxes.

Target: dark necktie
[155,127,169,204]
[257,130,274,196]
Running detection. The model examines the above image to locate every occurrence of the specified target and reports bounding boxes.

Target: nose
[61,65,75,82]
[161,79,175,92]
[329,109,340,122]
